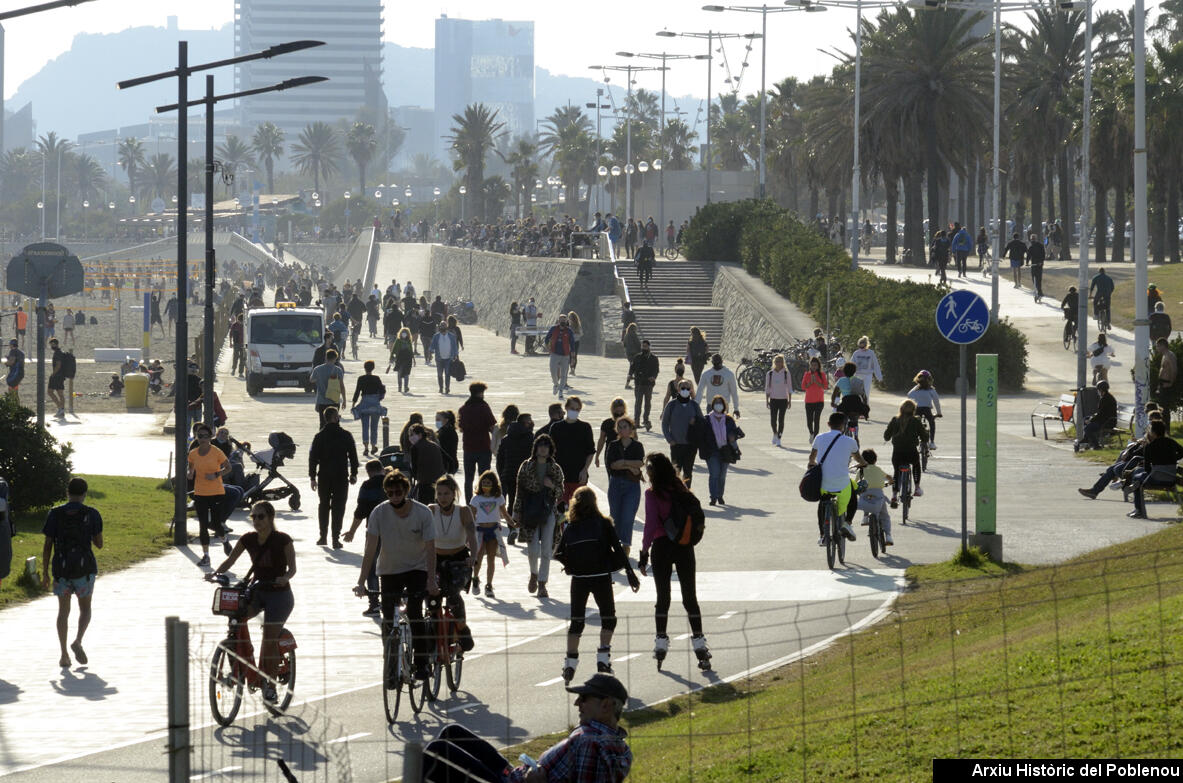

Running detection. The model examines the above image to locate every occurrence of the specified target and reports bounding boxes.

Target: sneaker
[709,497,717,506]
[485,584,494,598]
[1078,488,1098,500]
[1109,481,1123,491]
[717,497,725,506]
[929,441,937,450]
[818,535,827,547]
[332,539,343,549]
[537,582,549,599]
[528,573,538,593]
[884,534,894,546]
[459,627,475,652]
[316,536,327,546]
[197,554,210,567]
[1128,510,1147,519]
[860,516,870,526]
[262,683,278,703]
[772,434,778,445]
[362,605,381,617]
[471,574,480,593]
[913,486,923,497]
[889,497,899,509]
[840,523,856,541]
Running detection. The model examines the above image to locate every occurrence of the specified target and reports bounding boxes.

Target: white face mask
[435,419,444,430]
[679,388,691,398]
[713,403,725,413]
[566,410,580,421]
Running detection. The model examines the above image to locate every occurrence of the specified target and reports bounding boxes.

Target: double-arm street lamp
[587,62,666,220]
[615,50,708,240]
[120,39,325,552]
[703,3,827,199]
[656,29,753,205]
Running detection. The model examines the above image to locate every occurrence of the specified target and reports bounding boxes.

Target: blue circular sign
[936,289,990,345]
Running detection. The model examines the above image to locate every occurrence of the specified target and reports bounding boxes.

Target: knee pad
[601,615,618,632]
[568,618,586,636]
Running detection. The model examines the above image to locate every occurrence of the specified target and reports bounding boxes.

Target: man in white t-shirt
[808,411,866,547]
[354,470,439,681]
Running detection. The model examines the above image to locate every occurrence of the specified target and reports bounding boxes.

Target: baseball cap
[565,673,628,704]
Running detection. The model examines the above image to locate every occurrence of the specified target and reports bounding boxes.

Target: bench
[1104,403,1138,445]
[1031,393,1076,439]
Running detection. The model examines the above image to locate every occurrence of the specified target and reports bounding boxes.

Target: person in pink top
[638,452,710,671]
[801,356,829,444]
[765,354,793,447]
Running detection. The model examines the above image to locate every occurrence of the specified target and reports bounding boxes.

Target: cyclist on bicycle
[1090,267,1114,329]
[856,449,893,546]
[1061,286,1079,332]
[906,370,942,450]
[808,412,866,547]
[206,500,296,703]
[353,469,440,681]
[884,399,928,507]
[832,362,869,441]
[429,475,477,652]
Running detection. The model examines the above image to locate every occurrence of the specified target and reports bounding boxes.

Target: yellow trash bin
[124,373,149,409]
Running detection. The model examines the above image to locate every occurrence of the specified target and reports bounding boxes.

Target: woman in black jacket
[553,486,640,684]
[435,409,459,474]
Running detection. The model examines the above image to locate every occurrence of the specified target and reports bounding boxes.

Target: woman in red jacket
[801,356,829,444]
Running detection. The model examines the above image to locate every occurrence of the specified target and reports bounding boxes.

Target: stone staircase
[615,260,724,360]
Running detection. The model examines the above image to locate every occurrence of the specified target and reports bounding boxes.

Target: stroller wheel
[288,493,301,511]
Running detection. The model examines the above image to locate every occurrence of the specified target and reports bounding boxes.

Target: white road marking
[673,633,691,641]
[717,611,737,620]
[535,676,565,687]
[327,732,370,745]
[613,653,642,662]
[445,702,479,713]
[190,767,242,781]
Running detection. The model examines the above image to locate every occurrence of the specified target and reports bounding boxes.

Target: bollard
[25,556,37,582]
[382,416,390,451]
[402,741,424,782]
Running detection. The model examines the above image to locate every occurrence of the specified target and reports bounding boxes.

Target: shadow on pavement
[51,668,118,700]
[0,678,22,704]
[899,518,959,538]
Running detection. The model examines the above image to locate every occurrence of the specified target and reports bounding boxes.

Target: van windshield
[249,314,323,345]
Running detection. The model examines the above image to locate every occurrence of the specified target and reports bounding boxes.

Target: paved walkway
[0,245,1170,781]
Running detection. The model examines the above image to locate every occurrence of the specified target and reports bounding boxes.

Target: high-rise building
[235,0,385,134]
[434,16,534,161]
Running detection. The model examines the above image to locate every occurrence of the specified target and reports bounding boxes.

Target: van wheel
[246,373,263,396]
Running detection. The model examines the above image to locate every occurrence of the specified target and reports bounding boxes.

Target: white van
[244,303,324,395]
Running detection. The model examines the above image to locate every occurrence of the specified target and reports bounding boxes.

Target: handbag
[799,435,841,502]
[518,475,551,529]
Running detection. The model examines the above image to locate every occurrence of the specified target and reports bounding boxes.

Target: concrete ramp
[373,242,433,293]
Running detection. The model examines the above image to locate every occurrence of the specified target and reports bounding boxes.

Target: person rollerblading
[562,654,578,685]
[692,635,712,671]
[596,646,613,674]
[654,634,669,671]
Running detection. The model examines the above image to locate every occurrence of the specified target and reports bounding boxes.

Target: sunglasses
[250,512,269,520]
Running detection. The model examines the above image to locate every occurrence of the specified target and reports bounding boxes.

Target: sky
[2,0,1150,102]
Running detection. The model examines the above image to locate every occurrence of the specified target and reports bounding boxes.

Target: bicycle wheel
[837,520,846,565]
[383,634,401,725]
[265,643,296,717]
[427,621,443,702]
[901,473,912,525]
[663,246,678,260]
[921,443,929,473]
[737,365,759,392]
[446,647,464,694]
[744,365,766,392]
[209,644,244,727]
[404,628,426,714]
[869,515,880,560]
[824,503,837,570]
[1063,321,1073,351]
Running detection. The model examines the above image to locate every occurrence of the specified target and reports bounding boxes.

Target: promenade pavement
[0,245,1169,781]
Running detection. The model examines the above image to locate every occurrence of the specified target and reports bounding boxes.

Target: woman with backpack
[883,398,928,505]
[553,486,640,684]
[512,434,565,599]
[639,452,711,672]
[387,327,415,394]
[765,353,792,447]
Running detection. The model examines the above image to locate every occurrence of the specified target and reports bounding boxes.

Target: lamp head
[703,5,726,11]
[657,30,677,37]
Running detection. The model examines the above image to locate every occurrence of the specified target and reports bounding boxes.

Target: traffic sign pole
[961,343,967,555]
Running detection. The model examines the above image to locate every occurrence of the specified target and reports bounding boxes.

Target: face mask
[679,388,691,398]
[714,404,725,413]
[435,420,444,430]
[566,410,579,421]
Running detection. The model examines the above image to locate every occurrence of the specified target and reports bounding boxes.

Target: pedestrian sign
[936,289,990,345]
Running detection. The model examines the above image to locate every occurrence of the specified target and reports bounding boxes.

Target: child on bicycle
[906,370,942,450]
[884,399,928,507]
[856,449,893,546]
[468,470,511,599]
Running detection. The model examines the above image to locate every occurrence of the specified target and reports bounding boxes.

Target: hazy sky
[4,0,1147,102]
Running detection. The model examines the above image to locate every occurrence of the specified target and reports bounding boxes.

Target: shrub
[0,395,74,511]
[686,201,1029,393]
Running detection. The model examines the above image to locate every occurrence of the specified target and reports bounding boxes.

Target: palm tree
[498,138,539,218]
[0,148,40,204]
[142,153,177,202]
[117,137,146,197]
[538,106,593,158]
[765,77,805,209]
[661,118,698,171]
[624,89,661,135]
[251,122,285,194]
[216,135,255,196]
[36,132,74,221]
[345,121,378,194]
[446,103,506,220]
[72,154,106,205]
[291,122,342,193]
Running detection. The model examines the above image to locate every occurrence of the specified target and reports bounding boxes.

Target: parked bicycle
[448,299,478,325]
[207,574,297,726]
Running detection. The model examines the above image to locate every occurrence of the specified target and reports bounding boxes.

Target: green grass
[504,528,1183,781]
[2,475,174,609]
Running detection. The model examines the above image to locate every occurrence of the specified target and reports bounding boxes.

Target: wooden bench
[1031,393,1076,439]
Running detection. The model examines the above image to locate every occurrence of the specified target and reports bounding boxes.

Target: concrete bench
[94,348,141,363]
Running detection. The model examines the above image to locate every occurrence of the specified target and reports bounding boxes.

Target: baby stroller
[235,432,302,511]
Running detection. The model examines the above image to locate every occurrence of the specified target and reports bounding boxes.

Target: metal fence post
[166,615,190,782]
[403,741,424,781]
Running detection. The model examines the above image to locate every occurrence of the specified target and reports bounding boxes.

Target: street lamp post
[1134,0,1149,436]
[122,38,325,547]
[459,185,467,222]
[586,88,611,222]
[703,3,825,199]
[433,186,441,222]
[344,190,352,237]
[657,30,752,206]
[588,63,665,220]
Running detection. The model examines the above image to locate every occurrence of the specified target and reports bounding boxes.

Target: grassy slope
[2,475,173,609]
[505,530,1183,781]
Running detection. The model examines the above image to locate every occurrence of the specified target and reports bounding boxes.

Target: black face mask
[391,498,407,509]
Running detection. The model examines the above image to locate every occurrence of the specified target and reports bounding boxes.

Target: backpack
[799,434,841,502]
[450,359,466,381]
[53,504,97,579]
[59,351,77,380]
[663,490,706,546]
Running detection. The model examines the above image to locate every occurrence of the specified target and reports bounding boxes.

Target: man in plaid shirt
[423,673,633,782]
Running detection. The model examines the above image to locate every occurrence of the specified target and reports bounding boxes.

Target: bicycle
[1063,317,1078,352]
[208,575,297,726]
[1094,297,1111,333]
[425,561,471,700]
[819,490,847,570]
[866,504,887,560]
[662,243,681,260]
[895,465,914,525]
[361,588,428,723]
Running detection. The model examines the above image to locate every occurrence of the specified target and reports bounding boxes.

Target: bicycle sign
[936,290,990,345]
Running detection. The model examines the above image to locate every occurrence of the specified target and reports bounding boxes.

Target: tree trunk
[904,170,924,266]
[1169,179,1180,264]
[1094,183,1108,264]
[1150,185,1166,265]
[1045,158,1056,235]
[885,175,899,264]
[966,164,976,233]
[826,188,838,224]
[1113,182,1127,262]
[787,152,799,214]
[809,187,819,220]
[1059,148,1072,259]
[1030,178,1042,243]
[925,118,941,244]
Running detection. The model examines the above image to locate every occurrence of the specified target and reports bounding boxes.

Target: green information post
[972,353,1002,561]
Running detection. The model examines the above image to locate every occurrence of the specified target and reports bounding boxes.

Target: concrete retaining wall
[711,263,816,361]
[429,246,617,355]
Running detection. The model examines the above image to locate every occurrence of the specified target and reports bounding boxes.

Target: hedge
[683,200,1029,393]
